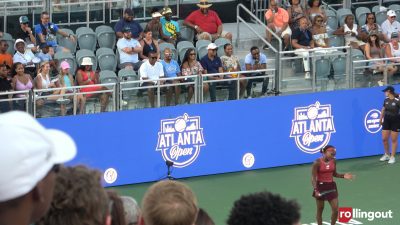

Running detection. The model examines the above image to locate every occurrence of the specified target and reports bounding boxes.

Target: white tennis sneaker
[380,154,390,161]
[388,156,396,164]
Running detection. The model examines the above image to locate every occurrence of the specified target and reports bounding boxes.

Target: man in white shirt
[139,51,164,107]
[117,26,142,70]
[381,10,400,43]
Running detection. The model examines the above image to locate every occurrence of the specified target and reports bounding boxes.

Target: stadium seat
[95,25,116,49]
[140,22,147,30]
[371,5,382,14]
[3,38,14,55]
[76,27,97,51]
[96,47,117,71]
[195,39,211,50]
[158,42,177,61]
[375,11,387,25]
[326,16,338,31]
[352,55,366,75]
[389,4,400,11]
[315,58,331,90]
[397,10,400,22]
[325,9,336,17]
[2,32,13,40]
[197,47,208,60]
[76,49,97,71]
[99,70,118,84]
[177,41,195,62]
[180,26,195,42]
[336,9,353,26]
[57,28,77,53]
[351,49,364,57]
[332,56,346,77]
[355,7,371,26]
[54,51,76,73]
[328,35,344,47]
[214,38,231,57]
[119,69,139,89]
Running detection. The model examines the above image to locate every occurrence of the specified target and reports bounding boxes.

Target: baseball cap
[60,61,71,70]
[0,111,77,202]
[19,16,29,24]
[124,8,134,16]
[391,32,399,39]
[207,43,218,50]
[387,10,396,17]
[382,86,395,93]
[39,42,49,49]
[121,196,141,225]
[122,26,132,33]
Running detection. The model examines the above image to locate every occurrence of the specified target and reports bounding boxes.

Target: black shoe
[263,44,269,50]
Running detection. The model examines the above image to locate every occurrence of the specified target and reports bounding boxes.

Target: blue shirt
[243,53,267,70]
[34,23,59,47]
[161,60,180,78]
[114,19,143,39]
[200,55,222,74]
[160,17,180,37]
[36,52,52,62]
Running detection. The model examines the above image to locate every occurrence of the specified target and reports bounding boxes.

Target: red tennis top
[317,158,335,182]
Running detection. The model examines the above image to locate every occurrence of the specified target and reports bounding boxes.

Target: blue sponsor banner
[39,85,396,186]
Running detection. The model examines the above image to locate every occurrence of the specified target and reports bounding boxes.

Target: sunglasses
[367,17,374,19]
[190,53,196,55]
[150,56,157,59]
[316,19,323,22]
[391,16,397,19]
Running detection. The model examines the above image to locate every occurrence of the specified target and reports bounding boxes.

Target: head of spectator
[387,10,397,24]
[121,196,141,225]
[80,57,93,71]
[365,13,376,26]
[39,61,50,75]
[391,32,399,43]
[182,48,197,65]
[36,165,110,225]
[195,208,215,225]
[289,0,300,6]
[207,43,217,58]
[250,46,260,61]
[0,111,76,225]
[124,8,135,22]
[162,7,173,21]
[312,15,324,27]
[148,51,158,66]
[141,180,198,225]
[60,60,70,75]
[13,62,25,76]
[0,63,8,78]
[367,31,380,47]
[14,38,26,54]
[0,40,9,54]
[223,43,233,57]
[308,0,321,8]
[19,16,31,30]
[269,0,279,12]
[143,28,153,42]
[107,190,127,225]
[163,47,173,62]
[40,42,50,54]
[197,0,212,15]
[151,11,162,22]
[123,26,133,40]
[227,191,301,225]
[40,11,50,25]
[344,15,355,27]
[299,16,309,31]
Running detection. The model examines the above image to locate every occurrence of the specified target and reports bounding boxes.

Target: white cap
[14,38,25,51]
[81,57,93,66]
[387,10,396,17]
[207,43,218,50]
[0,111,77,202]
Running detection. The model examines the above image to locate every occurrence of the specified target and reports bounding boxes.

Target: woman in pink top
[11,62,33,111]
[311,145,354,225]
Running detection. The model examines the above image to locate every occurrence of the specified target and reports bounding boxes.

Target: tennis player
[311,145,354,225]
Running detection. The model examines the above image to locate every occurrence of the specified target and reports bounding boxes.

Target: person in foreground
[311,145,354,225]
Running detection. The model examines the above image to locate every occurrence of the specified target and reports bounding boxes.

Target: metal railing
[0,90,31,113]
[236,3,282,94]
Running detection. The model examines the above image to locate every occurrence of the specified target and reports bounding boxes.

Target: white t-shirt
[117,37,141,64]
[381,20,400,40]
[139,60,164,83]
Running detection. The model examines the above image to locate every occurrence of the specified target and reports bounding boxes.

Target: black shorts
[382,116,400,132]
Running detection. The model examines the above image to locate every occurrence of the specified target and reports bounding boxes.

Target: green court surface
[110,156,399,225]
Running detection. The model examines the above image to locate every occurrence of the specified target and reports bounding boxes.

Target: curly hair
[36,165,109,225]
[227,191,300,225]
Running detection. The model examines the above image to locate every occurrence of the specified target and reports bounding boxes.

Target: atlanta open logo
[156,113,206,168]
[364,109,382,133]
[290,101,336,154]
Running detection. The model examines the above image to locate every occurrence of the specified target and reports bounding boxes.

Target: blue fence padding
[39,85,396,186]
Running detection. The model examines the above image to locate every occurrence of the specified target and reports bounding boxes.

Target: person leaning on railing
[11,62,33,111]
[243,46,268,98]
[385,32,400,74]
[0,63,12,113]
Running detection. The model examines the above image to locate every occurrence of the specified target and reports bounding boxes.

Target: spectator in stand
[312,15,329,48]
[13,39,38,77]
[121,196,141,225]
[381,10,400,43]
[196,208,215,225]
[359,13,384,42]
[181,48,208,104]
[264,0,291,51]
[115,8,143,40]
[145,9,163,41]
[160,7,183,45]
[36,43,57,75]
[0,40,13,68]
[35,11,75,55]
[11,62,33,111]
[141,180,198,225]
[0,64,12,112]
[221,43,246,99]
[117,26,142,70]
[200,43,224,102]
[0,110,76,225]
[76,57,109,112]
[385,32,400,69]
[365,31,396,81]
[36,165,110,225]
[184,0,232,42]
[139,51,164,108]
[292,17,314,79]
[161,48,181,106]
[107,190,127,225]
[288,0,309,32]
[243,46,268,98]
[307,0,326,23]
[227,191,301,225]
[16,16,37,50]
[333,15,365,50]
[139,28,160,61]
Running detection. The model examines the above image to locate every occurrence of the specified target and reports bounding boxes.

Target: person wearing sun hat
[381,10,400,43]
[160,7,183,44]
[184,0,232,42]
[13,38,37,76]
[0,110,76,225]
[145,8,163,41]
